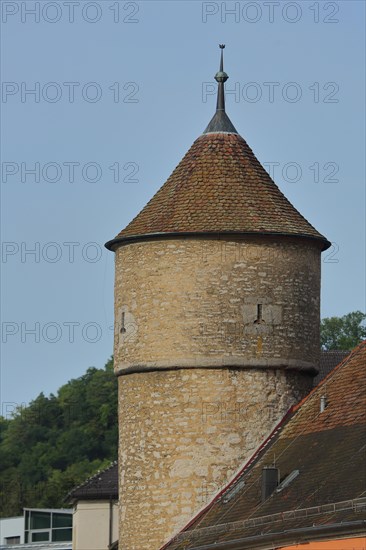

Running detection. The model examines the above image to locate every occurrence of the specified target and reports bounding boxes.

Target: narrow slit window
[254,304,265,324]
[120,312,126,333]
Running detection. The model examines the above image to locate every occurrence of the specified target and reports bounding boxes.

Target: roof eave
[67,493,118,504]
[185,520,366,550]
[105,231,331,252]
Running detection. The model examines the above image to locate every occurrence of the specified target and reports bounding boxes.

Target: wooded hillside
[0,358,117,517]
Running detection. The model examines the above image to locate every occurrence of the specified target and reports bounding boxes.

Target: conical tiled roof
[106,48,329,251]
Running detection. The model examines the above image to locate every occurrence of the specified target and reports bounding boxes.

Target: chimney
[261,466,279,502]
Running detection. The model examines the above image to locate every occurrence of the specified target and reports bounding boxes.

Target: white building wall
[0,517,24,544]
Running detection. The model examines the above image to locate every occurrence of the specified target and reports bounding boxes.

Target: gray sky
[1,0,365,408]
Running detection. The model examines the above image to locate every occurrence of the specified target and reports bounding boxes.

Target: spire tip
[215,43,228,85]
[203,45,238,134]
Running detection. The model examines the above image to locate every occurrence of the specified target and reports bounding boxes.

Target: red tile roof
[163,341,366,549]
[107,133,330,250]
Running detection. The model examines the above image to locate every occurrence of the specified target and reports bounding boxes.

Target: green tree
[0,357,117,517]
[320,311,366,350]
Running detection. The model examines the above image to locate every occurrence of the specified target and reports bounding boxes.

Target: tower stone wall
[114,236,321,373]
[107,47,330,550]
[118,368,311,550]
[113,235,321,549]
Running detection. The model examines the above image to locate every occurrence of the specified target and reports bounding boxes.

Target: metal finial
[219,44,225,71]
[215,44,228,111]
[215,44,228,84]
[203,45,238,134]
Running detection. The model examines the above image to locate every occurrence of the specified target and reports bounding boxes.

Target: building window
[53,513,72,529]
[24,510,72,544]
[52,529,72,542]
[30,512,51,530]
[31,532,50,542]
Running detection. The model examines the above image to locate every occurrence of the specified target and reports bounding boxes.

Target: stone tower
[105,46,330,550]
